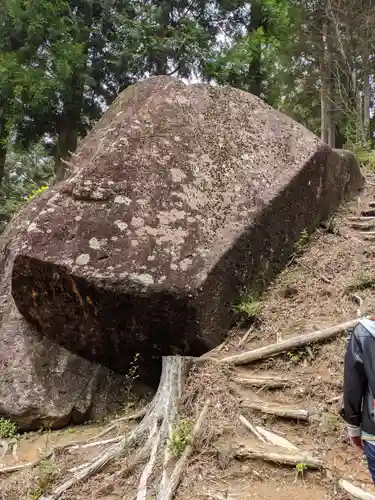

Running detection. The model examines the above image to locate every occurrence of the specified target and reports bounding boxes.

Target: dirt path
[2,173,375,499]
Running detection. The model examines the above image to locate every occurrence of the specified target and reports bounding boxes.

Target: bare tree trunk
[363,28,370,143]
[0,111,7,188]
[320,17,329,144]
[326,21,335,147]
[55,122,78,182]
[0,141,6,189]
[320,3,335,147]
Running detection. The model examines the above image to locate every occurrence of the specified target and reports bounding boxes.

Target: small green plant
[233,294,262,320]
[0,417,18,439]
[287,351,301,363]
[296,462,307,473]
[294,229,309,255]
[169,419,194,457]
[28,459,59,499]
[27,184,49,201]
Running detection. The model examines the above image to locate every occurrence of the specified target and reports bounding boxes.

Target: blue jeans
[364,441,375,485]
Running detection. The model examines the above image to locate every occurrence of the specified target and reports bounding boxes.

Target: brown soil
[2,172,375,499]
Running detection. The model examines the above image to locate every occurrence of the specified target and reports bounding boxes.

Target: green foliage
[355,149,375,172]
[294,229,309,255]
[0,142,54,233]
[0,417,18,439]
[27,184,49,201]
[233,294,262,319]
[169,419,194,457]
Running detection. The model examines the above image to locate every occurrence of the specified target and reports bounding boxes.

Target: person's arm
[340,328,367,448]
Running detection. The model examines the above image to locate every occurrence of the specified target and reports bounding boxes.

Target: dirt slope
[2,171,375,499]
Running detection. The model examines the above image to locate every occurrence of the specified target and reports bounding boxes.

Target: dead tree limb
[239,415,267,443]
[218,318,360,365]
[235,446,323,469]
[234,375,293,389]
[338,479,375,499]
[254,427,299,451]
[241,400,309,421]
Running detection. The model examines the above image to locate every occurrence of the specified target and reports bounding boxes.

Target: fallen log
[235,446,322,469]
[362,209,375,217]
[234,375,294,389]
[338,479,375,500]
[348,216,375,222]
[218,318,360,365]
[349,222,375,231]
[241,400,309,421]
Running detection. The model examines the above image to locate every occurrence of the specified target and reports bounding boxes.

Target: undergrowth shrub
[0,417,17,439]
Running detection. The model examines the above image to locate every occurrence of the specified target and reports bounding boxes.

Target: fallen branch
[326,396,341,404]
[361,209,375,217]
[218,318,360,365]
[239,415,267,443]
[234,374,294,389]
[237,326,254,347]
[200,342,227,360]
[254,426,298,451]
[235,446,322,469]
[241,400,309,421]
[348,216,375,222]
[338,479,375,499]
[0,451,53,475]
[349,222,375,231]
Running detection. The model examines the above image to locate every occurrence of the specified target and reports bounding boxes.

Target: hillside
[2,169,375,499]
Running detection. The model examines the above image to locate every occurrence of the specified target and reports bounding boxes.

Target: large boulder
[11,76,363,375]
[0,193,141,430]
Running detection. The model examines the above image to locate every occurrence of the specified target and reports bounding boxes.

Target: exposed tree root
[39,356,211,500]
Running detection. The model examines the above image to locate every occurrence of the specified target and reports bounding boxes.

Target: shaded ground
[1,171,375,499]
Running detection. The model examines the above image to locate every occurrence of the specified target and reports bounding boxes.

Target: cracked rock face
[10,76,363,377]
